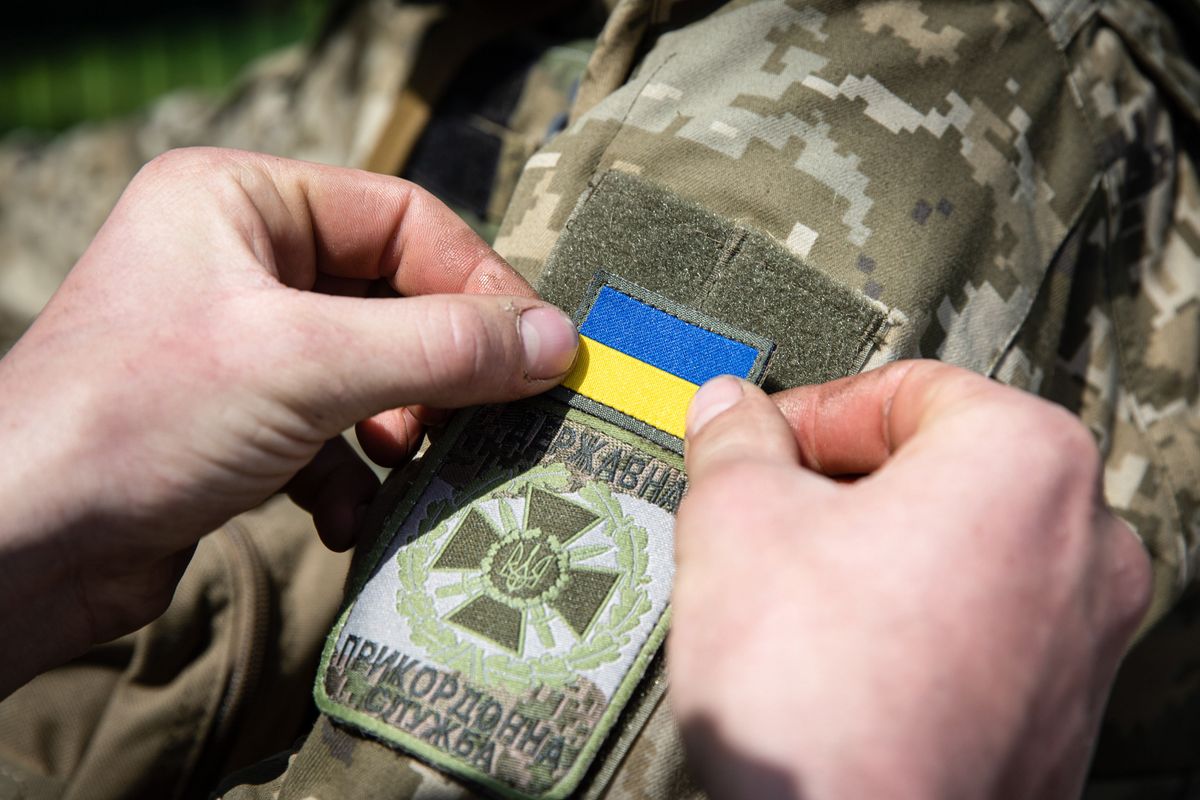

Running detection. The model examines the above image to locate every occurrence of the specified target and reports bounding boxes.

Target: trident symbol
[496,540,556,593]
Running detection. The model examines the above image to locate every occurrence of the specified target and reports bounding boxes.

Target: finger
[771,360,998,476]
[407,404,451,427]
[1093,513,1153,645]
[215,149,537,298]
[284,436,380,551]
[684,376,805,485]
[357,404,448,468]
[356,408,426,468]
[273,292,578,436]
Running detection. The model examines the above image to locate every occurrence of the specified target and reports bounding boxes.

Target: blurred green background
[0,0,331,136]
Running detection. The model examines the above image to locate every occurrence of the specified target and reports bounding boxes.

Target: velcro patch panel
[315,274,772,799]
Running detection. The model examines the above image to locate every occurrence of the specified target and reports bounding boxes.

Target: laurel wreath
[394,463,653,694]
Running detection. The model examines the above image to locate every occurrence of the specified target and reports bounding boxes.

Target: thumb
[268,292,578,436]
[684,376,801,483]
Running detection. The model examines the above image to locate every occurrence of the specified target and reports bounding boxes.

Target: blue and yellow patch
[557,274,773,450]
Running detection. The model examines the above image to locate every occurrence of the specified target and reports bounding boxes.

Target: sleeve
[496,0,1199,631]
[220,0,1200,797]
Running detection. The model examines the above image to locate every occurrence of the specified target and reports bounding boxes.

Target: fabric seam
[1019,0,1098,51]
[984,5,1105,376]
[1097,167,1191,591]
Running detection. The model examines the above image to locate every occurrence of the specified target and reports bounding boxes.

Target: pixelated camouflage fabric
[1,0,1198,797]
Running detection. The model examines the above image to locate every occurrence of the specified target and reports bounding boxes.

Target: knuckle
[136,147,258,193]
[417,300,508,392]
[1053,412,1102,466]
[140,148,191,175]
[887,358,956,383]
[137,147,210,182]
[1107,518,1153,632]
[129,148,245,210]
[442,301,492,377]
[1013,407,1105,549]
[888,358,980,399]
[468,255,531,296]
[396,177,431,206]
[1030,405,1102,479]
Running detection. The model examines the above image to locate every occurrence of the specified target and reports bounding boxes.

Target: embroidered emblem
[314,275,773,799]
[396,467,652,692]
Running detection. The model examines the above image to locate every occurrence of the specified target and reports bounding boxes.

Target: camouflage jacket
[0,1,1198,798]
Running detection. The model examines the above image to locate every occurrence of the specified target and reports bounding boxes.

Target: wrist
[0,351,108,696]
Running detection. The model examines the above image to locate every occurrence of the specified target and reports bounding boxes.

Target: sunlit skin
[0,147,1152,799]
[672,365,1151,800]
[0,147,579,698]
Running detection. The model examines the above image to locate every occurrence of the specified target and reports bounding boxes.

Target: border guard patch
[315,274,773,799]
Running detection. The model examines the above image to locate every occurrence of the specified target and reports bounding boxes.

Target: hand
[0,148,578,695]
[669,362,1150,800]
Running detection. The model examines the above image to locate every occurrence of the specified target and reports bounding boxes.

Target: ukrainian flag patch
[557,273,774,451]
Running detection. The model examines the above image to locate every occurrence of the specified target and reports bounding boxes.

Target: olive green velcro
[537,170,888,391]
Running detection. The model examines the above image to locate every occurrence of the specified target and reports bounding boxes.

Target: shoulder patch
[315,275,772,799]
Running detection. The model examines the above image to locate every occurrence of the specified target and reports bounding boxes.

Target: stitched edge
[314,397,680,800]
[550,271,777,451]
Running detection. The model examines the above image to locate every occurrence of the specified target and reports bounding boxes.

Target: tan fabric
[0,499,351,800]
[2,0,1200,797]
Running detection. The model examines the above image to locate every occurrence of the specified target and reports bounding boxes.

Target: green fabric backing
[537,170,889,392]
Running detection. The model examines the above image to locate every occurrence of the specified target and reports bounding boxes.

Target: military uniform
[0,1,1198,798]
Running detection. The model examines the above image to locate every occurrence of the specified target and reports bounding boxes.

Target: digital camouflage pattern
[0,0,1198,798]
[496,0,1200,638]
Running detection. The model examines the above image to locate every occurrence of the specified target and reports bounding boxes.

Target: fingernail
[687,375,745,435]
[520,306,579,380]
[407,404,450,428]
